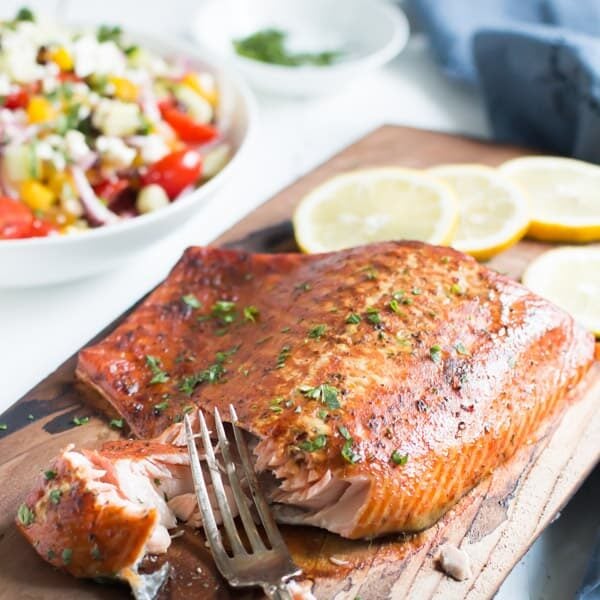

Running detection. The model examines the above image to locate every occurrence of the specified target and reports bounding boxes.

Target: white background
[0,1,597,599]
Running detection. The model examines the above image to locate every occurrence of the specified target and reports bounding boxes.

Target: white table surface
[0,1,597,598]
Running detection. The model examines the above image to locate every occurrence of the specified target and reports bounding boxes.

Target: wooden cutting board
[0,125,598,600]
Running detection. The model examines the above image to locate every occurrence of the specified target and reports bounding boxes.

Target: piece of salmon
[72,241,593,540]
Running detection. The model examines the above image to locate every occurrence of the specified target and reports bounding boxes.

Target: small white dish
[0,33,257,288]
[192,0,410,97]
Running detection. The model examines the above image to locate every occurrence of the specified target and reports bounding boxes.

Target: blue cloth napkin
[409,0,600,162]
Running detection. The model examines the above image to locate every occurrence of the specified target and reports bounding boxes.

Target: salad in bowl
[0,9,254,286]
[0,8,239,240]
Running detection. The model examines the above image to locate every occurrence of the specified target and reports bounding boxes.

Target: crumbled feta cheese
[65,130,91,163]
[136,184,170,214]
[96,135,136,168]
[436,544,472,581]
[36,140,67,171]
[128,134,169,164]
[92,98,141,137]
[72,35,125,78]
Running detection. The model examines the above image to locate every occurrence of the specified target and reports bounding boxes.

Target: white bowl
[0,34,257,288]
[192,0,409,97]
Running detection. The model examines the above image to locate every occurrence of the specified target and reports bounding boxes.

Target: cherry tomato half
[159,101,218,144]
[141,149,203,199]
[3,88,29,110]
[0,197,34,239]
[93,178,130,206]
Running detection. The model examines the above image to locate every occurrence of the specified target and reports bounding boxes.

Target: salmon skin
[75,241,594,539]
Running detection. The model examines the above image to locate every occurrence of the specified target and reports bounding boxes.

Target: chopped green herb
[97,24,122,43]
[454,342,469,356]
[294,282,312,293]
[299,434,327,452]
[62,548,73,565]
[441,256,450,264]
[269,405,283,414]
[17,503,34,526]
[316,409,328,420]
[392,290,413,305]
[179,348,232,395]
[364,267,378,281]
[181,294,202,309]
[391,450,409,465]
[389,299,406,315]
[0,424,7,431]
[243,305,260,322]
[429,345,442,364]
[299,384,341,409]
[337,425,351,441]
[44,470,57,480]
[49,489,62,505]
[234,29,340,67]
[281,326,291,333]
[345,313,361,325]
[27,414,34,421]
[215,345,240,363]
[72,416,89,426]
[183,405,195,414]
[308,324,327,339]
[411,287,422,295]
[276,345,292,369]
[154,401,169,413]
[341,439,361,464]
[365,307,381,325]
[450,283,464,295]
[211,300,237,324]
[90,545,102,560]
[15,7,35,22]
[110,418,124,429]
[47,549,56,560]
[145,355,169,384]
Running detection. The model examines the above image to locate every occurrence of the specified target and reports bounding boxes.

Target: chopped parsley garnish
[317,408,329,420]
[183,405,195,414]
[276,345,292,369]
[341,439,360,464]
[0,424,7,430]
[392,290,413,305]
[337,425,351,440]
[110,418,124,429]
[27,414,34,420]
[454,342,469,356]
[411,287,422,295]
[243,305,260,322]
[308,324,327,339]
[44,470,57,480]
[299,384,340,409]
[299,434,327,452]
[429,345,443,364]
[365,307,381,325]
[49,489,62,505]
[72,416,89,426]
[62,548,73,565]
[154,401,169,413]
[179,347,236,395]
[346,313,361,325]
[364,267,378,281]
[211,300,237,324]
[146,355,169,384]
[269,405,283,414]
[16,7,35,22]
[97,24,122,43]
[389,299,406,315]
[47,549,56,560]
[450,283,465,295]
[181,294,202,309]
[17,503,34,526]
[281,326,291,333]
[234,29,340,67]
[294,282,312,293]
[391,450,409,465]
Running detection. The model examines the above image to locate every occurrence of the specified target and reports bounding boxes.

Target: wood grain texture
[0,125,598,600]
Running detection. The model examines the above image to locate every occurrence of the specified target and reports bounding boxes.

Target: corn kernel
[51,47,74,71]
[109,77,139,102]
[26,96,56,124]
[181,73,218,106]
[20,180,57,211]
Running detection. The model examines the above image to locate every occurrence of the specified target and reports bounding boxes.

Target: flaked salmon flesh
[17,242,595,579]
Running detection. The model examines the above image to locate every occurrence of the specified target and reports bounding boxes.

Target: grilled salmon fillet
[74,242,593,539]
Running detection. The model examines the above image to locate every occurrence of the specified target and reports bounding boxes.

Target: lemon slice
[293,168,458,253]
[522,246,600,336]
[428,164,530,260]
[500,156,600,242]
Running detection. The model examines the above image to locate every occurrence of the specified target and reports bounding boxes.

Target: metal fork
[183,406,301,600]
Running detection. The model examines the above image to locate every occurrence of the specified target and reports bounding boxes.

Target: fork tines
[183,406,300,587]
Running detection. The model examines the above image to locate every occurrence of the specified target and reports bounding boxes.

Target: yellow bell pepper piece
[26,96,56,124]
[51,47,74,71]
[109,77,139,102]
[181,73,218,106]
[20,180,57,211]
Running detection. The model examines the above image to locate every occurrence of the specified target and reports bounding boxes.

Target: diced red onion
[71,166,120,226]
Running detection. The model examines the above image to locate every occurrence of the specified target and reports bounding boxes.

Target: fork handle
[262,582,293,600]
